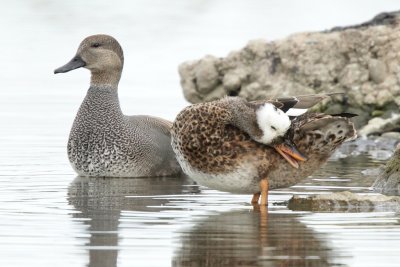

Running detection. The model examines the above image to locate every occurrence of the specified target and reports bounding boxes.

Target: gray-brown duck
[54,34,181,177]
[171,95,357,205]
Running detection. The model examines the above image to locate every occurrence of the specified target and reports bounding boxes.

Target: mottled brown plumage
[171,96,356,204]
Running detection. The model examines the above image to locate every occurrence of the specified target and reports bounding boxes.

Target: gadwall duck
[171,94,356,205]
[54,34,181,177]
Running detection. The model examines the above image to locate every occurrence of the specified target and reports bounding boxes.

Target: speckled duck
[171,95,357,205]
[54,34,181,177]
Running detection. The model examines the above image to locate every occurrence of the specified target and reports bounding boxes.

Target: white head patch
[255,103,291,144]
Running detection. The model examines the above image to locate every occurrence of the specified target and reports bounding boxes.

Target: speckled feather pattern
[57,34,182,177]
[171,97,356,193]
[68,86,181,177]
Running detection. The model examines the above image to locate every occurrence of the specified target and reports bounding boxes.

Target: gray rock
[345,106,371,130]
[373,145,400,195]
[328,11,400,32]
[179,10,400,132]
[193,56,220,95]
[203,85,226,102]
[359,113,400,136]
[361,167,382,176]
[381,132,400,140]
[223,68,249,95]
[288,191,400,212]
[368,149,393,161]
[368,59,387,84]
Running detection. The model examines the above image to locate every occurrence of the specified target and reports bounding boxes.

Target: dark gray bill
[54,56,86,74]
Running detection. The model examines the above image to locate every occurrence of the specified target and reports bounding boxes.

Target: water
[2,1,400,266]
[2,152,397,267]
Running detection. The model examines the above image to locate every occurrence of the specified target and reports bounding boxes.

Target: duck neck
[90,68,122,88]
[83,84,123,119]
[69,85,124,148]
[225,97,263,141]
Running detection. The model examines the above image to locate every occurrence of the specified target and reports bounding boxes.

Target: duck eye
[273,106,278,111]
[91,43,101,48]
[271,126,277,131]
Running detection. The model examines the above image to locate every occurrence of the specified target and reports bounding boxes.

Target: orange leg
[251,192,261,204]
[252,185,268,245]
[259,203,268,246]
[251,179,269,205]
[260,179,269,206]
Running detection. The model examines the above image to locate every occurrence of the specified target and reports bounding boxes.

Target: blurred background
[1,1,400,267]
[2,0,400,123]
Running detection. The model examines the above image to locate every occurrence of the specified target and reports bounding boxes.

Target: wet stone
[373,144,400,195]
[288,191,400,212]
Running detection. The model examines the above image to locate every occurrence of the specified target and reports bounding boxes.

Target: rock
[328,11,400,31]
[373,144,400,195]
[368,59,387,84]
[288,191,400,212]
[371,110,384,117]
[381,132,400,140]
[193,56,220,95]
[359,135,398,151]
[368,149,393,161]
[345,106,371,130]
[359,113,400,136]
[179,10,400,131]
[329,134,399,161]
[178,56,221,102]
[203,85,226,102]
[339,63,368,88]
[223,68,249,95]
[361,167,382,176]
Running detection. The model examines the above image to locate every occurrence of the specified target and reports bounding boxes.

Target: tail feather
[293,114,357,155]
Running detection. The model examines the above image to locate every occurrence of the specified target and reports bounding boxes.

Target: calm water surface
[2,141,400,267]
[2,1,400,267]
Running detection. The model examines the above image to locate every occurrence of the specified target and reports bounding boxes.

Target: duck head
[54,34,124,86]
[255,103,307,168]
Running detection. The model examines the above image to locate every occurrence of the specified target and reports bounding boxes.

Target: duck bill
[54,55,86,74]
[274,140,307,169]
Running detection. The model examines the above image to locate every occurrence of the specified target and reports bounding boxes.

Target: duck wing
[127,115,173,137]
[290,113,357,145]
[296,93,343,108]
[250,93,344,113]
[249,98,297,112]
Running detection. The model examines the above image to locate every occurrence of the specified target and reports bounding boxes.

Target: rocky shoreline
[179,11,400,132]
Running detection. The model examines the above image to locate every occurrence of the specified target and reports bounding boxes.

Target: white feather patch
[286,108,308,116]
[255,103,291,144]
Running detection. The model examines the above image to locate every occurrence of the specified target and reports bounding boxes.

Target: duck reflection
[68,176,194,267]
[172,208,334,267]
